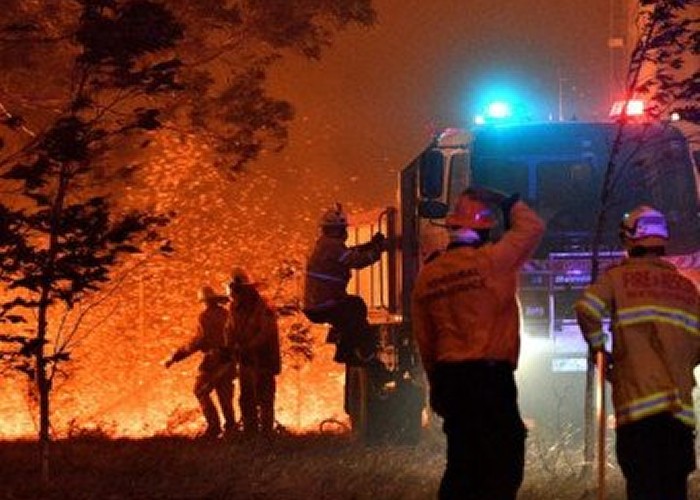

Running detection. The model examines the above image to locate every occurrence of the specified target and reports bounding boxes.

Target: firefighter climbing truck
[346,119,700,443]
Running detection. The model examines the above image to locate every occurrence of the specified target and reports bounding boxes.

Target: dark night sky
[263,0,614,211]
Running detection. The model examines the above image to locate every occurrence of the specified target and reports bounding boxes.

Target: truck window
[537,161,597,232]
[469,123,699,256]
[611,134,700,254]
[471,158,529,201]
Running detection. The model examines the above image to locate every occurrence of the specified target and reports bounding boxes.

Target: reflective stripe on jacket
[412,201,545,375]
[575,256,700,428]
[303,234,381,310]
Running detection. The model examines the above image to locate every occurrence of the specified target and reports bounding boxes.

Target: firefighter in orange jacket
[228,267,281,436]
[412,187,544,500]
[303,203,386,365]
[166,286,236,439]
[575,206,700,500]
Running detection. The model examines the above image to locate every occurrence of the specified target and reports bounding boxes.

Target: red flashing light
[609,99,645,119]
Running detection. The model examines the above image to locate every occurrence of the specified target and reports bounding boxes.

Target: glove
[371,232,386,250]
[165,348,187,368]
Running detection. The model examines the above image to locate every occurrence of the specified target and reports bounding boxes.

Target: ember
[0,132,356,439]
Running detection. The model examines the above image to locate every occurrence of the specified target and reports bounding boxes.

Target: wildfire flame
[0,131,355,439]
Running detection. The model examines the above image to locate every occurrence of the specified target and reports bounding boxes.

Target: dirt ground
[1,431,699,499]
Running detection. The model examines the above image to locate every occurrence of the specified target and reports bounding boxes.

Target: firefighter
[302,202,386,365]
[412,187,544,500]
[166,286,236,439]
[575,206,700,500]
[228,267,281,436]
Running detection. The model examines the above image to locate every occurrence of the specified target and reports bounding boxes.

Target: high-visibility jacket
[173,304,233,374]
[412,201,545,375]
[303,234,382,311]
[575,256,700,428]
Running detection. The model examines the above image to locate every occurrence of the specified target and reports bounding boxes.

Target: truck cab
[346,120,700,442]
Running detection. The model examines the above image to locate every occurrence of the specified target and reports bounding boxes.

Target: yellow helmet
[620,205,668,247]
[319,203,348,227]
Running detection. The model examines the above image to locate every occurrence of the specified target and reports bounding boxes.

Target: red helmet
[445,195,497,229]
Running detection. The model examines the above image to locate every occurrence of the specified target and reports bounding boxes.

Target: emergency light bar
[486,101,511,119]
[609,99,645,119]
[474,101,516,126]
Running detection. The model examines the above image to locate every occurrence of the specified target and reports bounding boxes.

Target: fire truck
[345,115,700,444]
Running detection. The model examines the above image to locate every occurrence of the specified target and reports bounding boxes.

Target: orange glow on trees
[0,130,354,440]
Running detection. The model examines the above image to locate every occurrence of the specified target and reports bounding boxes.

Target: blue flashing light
[473,99,526,126]
[486,101,511,119]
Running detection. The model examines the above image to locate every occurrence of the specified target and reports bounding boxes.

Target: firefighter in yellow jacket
[412,187,544,500]
[228,267,281,436]
[575,206,700,500]
[166,286,236,439]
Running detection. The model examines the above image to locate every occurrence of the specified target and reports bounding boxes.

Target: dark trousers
[239,365,276,434]
[304,296,376,364]
[430,361,526,500]
[616,412,696,500]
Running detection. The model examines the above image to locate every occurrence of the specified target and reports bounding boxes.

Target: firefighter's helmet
[445,194,497,229]
[620,205,668,247]
[319,203,348,227]
[230,267,255,287]
[198,285,220,302]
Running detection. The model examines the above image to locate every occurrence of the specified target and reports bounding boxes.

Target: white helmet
[319,203,348,227]
[620,205,668,247]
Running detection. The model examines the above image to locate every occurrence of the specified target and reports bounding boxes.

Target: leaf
[46,352,70,363]
[159,240,175,253]
[135,109,161,130]
[19,337,46,357]
[4,315,26,324]
[114,244,141,254]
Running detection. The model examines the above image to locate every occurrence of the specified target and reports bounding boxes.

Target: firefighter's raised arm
[339,231,385,269]
[491,198,545,271]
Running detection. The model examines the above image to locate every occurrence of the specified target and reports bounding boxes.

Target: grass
[1,429,699,499]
